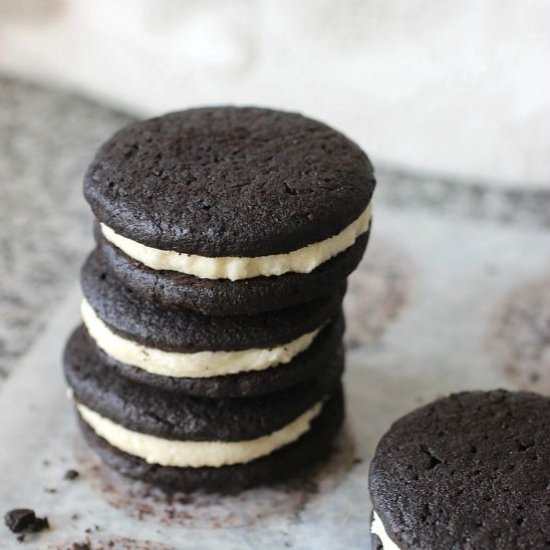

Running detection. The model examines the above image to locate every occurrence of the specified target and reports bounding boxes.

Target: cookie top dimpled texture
[84,107,375,257]
[369,390,550,550]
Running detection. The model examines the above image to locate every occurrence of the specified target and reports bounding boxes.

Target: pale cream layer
[371,511,401,550]
[81,300,321,378]
[77,401,323,467]
[101,203,372,280]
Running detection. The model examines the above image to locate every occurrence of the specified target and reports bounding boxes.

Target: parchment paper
[2,204,548,549]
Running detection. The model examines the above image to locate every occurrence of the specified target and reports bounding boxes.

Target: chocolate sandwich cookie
[66,314,345,398]
[85,107,375,257]
[369,390,550,550]
[78,385,344,493]
[84,107,374,314]
[81,249,344,351]
[95,229,370,316]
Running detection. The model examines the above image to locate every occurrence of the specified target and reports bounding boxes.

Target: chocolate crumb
[71,513,80,521]
[16,534,25,542]
[44,487,57,494]
[72,543,91,550]
[353,457,363,465]
[4,508,49,534]
[64,469,80,480]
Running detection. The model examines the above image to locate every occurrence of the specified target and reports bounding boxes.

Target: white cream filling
[371,511,401,550]
[101,203,372,281]
[81,300,321,378]
[77,401,323,468]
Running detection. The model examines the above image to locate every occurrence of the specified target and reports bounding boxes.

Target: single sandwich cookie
[81,250,345,358]
[78,385,344,493]
[94,228,370,316]
[369,390,550,550]
[65,314,345,398]
[84,107,375,283]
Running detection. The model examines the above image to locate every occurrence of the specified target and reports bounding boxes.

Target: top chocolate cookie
[84,107,375,258]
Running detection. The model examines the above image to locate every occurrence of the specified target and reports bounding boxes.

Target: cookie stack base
[78,387,344,494]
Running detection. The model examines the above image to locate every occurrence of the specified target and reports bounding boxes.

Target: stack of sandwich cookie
[63,107,376,492]
[369,390,550,549]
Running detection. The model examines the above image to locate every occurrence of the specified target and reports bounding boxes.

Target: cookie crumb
[4,508,49,534]
[64,469,80,480]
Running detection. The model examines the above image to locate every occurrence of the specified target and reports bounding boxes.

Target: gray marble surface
[0,76,131,381]
[2,204,550,549]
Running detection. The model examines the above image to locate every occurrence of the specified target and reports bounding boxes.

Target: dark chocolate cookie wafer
[370,390,550,550]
